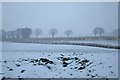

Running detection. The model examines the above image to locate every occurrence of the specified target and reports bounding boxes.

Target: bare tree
[93,27,105,36]
[35,28,42,38]
[93,27,99,36]
[15,29,22,39]
[65,30,73,37]
[99,28,105,36]
[21,28,32,39]
[49,28,57,37]
[7,31,15,38]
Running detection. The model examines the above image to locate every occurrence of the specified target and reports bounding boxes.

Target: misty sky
[2,2,118,37]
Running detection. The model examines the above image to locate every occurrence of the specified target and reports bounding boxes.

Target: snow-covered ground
[1,42,118,78]
[67,40,118,46]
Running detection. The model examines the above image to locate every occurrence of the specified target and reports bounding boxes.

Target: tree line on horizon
[0,27,118,40]
[0,28,73,39]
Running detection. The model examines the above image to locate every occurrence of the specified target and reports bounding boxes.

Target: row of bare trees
[34,28,73,38]
[1,27,117,40]
[0,28,73,40]
[93,27,119,37]
[1,28,32,40]
[35,27,106,37]
[33,27,118,38]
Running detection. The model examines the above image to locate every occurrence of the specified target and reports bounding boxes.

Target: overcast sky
[2,2,118,37]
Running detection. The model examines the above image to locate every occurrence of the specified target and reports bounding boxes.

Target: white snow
[1,42,118,78]
[67,40,118,46]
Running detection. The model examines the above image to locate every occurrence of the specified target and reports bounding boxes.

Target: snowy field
[67,40,118,46]
[1,42,118,78]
